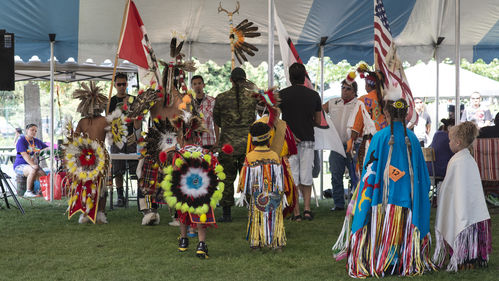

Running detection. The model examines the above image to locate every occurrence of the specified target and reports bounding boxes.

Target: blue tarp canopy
[2,0,499,66]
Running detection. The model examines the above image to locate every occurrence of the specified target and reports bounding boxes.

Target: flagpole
[268,0,275,88]
[319,40,325,201]
[142,33,161,87]
[107,0,130,115]
[455,0,460,125]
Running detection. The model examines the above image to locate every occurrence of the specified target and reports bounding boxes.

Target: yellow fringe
[247,193,286,248]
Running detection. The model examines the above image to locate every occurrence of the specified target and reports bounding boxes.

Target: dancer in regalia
[65,82,110,224]
[161,96,225,259]
[238,122,286,249]
[137,115,177,225]
[433,121,491,271]
[245,88,297,218]
[339,96,434,277]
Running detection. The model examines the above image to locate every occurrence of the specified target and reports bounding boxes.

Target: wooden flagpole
[106,0,130,115]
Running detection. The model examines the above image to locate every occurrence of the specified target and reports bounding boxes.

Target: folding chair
[422,147,443,207]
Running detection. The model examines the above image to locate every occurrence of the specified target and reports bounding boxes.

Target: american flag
[374,0,417,124]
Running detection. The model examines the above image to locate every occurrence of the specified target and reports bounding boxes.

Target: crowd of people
[12,60,493,274]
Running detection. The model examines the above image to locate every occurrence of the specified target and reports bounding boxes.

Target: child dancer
[161,96,225,259]
[433,121,491,271]
[238,122,286,249]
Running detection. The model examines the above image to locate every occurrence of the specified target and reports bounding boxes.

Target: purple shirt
[427,131,454,177]
[14,136,48,169]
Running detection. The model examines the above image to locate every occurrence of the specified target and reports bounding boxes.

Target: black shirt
[478,125,499,138]
[279,85,322,141]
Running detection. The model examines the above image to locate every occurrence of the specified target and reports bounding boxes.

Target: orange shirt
[352,90,388,135]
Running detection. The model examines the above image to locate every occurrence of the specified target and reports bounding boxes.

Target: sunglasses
[116,83,127,87]
[341,86,353,90]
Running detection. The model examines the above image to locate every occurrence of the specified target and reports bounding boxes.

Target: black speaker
[0,30,14,91]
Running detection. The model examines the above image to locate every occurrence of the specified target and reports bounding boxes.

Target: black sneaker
[116,198,125,207]
[196,241,209,259]
[217,206,232,223]
[217,215,232,223]
[178,237,189,252]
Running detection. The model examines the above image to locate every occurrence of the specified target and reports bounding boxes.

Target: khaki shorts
[288,141,314,186]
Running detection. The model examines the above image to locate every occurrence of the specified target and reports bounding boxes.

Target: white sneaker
[96,211,108,224]
[24,190,37,198]
[142,212,154,225]
[168,218,180,226]
[78,213,91,224]
[142,211,161,225]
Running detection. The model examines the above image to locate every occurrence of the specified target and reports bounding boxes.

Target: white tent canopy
[14,58,137,82]
[4,0,499,67]
[405,61,499,98]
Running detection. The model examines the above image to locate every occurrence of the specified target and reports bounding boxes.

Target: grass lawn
[0,197,498,281]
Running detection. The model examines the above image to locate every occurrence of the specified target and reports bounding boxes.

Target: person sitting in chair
[13,124,47,197]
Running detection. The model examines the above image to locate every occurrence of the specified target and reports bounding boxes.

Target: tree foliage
[2,57,499,146]
[460,58,499,81]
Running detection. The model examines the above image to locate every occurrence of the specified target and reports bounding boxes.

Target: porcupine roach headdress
[252,87,280,127]
[73,81,108,118]
[357,63,385,106]
[159,36,197,107]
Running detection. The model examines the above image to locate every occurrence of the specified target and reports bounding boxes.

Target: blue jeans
[328,144,358,208]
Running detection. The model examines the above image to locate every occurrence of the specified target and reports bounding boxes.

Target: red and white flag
[274,6,313,89]
[374,0,417,125]
[117,0,161,87]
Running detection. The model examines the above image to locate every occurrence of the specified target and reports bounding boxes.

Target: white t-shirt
[327,97,358,144]
[414,111,431,142]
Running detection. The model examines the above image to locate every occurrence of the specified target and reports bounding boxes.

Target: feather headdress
[141,117,177,164]
[159,36,197,106]
[72,81,108,117]
[126,88,162,119]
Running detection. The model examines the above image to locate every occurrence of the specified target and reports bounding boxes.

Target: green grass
[0,197,498,281]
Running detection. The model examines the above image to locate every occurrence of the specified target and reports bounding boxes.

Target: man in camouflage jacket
[213,67,257,222]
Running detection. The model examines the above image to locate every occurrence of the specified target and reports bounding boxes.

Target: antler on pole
[218,1,240,70]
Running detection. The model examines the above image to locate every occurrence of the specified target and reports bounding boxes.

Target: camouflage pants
[218,153,246,207]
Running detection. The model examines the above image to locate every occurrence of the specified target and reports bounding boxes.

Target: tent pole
[455,0,460,125]
[434,37,444,130]
[268,0,275,88]
[49,33,56,202]
[319,43,324,200]
[436,54,439,131]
